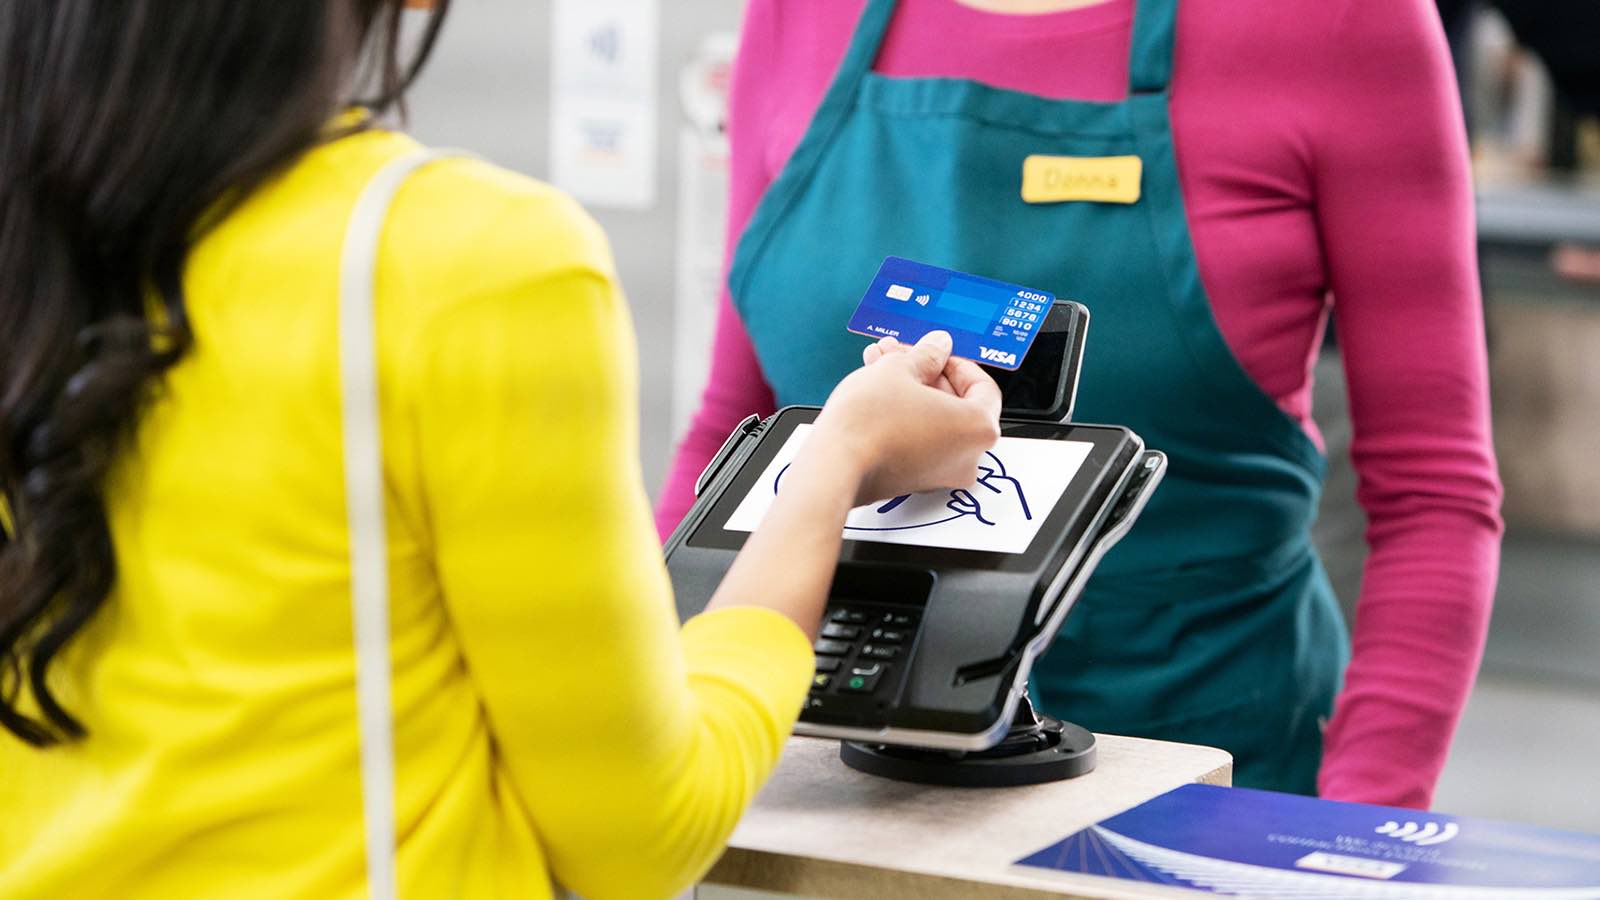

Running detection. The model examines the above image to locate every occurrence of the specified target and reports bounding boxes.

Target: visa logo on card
[847,257,1054,371]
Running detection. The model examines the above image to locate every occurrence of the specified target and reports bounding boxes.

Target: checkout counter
[700,734,1231,899]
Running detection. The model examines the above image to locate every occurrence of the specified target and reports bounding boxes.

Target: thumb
[903,331,954,385]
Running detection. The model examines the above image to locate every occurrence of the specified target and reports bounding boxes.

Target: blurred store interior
[403,0,1600,828]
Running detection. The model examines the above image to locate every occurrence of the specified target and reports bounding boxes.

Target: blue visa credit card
[847,257,1054,370]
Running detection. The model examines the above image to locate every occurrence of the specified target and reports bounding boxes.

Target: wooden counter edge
[703,754,1233,899]
[708,850,1113,900]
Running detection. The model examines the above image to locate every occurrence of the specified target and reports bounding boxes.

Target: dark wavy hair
[0,0,451,746]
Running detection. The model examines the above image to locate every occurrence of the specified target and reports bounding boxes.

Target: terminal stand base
[838,694,1096,787]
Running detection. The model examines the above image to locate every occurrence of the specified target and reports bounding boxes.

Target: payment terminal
[665,301,1167,786]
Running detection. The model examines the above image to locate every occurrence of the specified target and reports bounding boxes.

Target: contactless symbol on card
[848,257,1054,371]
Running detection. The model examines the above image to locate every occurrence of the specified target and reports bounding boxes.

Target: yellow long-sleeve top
[0,129,813,899]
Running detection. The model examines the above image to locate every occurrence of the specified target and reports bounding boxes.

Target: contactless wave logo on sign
[588,24,620,64]
[1376,820,1460,847]
[1018,784,1600,899]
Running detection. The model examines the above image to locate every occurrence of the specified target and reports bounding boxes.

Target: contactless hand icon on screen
[725,425,1087,555]
[774,450,1033,535]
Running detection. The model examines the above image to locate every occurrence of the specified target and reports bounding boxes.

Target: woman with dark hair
[0,2,1002,896]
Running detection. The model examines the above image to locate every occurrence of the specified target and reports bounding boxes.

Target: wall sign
[550,0,660,209]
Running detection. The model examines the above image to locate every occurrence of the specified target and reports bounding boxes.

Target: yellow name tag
[1021,155,1142,205]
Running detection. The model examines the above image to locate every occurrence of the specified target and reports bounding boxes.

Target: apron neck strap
[839,0,1176,96]
[835,0,900,88]
[1127,0,1179,94]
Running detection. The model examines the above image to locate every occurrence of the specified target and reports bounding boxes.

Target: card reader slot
[826,564,936,606]
[693,413,763,498]
[951,653,1023,688]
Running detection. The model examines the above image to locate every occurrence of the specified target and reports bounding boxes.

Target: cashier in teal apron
[660,0,1503,800]
[717,0,1342,794]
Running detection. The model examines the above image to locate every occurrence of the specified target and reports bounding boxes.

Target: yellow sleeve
[405,196,813,898]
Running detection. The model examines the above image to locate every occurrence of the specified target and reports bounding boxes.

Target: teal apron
[727,0,1348,792]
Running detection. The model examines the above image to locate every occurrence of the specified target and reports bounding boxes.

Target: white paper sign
[723,425,1094,554]
[550,0,659,208]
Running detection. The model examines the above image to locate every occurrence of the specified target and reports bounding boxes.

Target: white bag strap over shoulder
[338,148,455,900]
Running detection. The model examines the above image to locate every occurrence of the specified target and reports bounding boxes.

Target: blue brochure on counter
[1016,784,1600,898]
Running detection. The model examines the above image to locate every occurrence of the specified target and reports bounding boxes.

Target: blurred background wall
[402,1,1600,828]
[405,0,745,496]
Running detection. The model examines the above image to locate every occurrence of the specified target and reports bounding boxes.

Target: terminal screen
[722,425,1093,554]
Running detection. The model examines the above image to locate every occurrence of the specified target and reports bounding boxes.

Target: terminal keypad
[805,603,922,722]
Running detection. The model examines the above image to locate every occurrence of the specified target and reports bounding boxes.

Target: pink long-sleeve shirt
[656,0,1503,809]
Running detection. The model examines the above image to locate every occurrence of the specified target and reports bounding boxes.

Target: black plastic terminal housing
[665,406,1162,752]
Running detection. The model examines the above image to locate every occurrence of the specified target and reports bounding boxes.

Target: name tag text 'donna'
[1022,155,1142,204]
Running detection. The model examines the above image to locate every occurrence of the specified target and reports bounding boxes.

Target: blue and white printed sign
[1016,784,1600,898]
